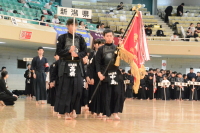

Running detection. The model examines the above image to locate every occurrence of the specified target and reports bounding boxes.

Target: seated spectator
[186,23,199,41]
[195,23,200,33]
[96,25,101,32]
[0,71,18,106]
[119,28,125,34]
[145,26,152,36]
[0,5,4,11]
[109,9,115,15]
[117,2,124,10]
[79,21,86,30]
[170,33,179,41]
[156,28,166,37]
[13,10,18,14]
[18,0,26,3]
[52,15,60,24]
[44,2,53,15]
[40,15,46,26]
[99,23,105,32]
[44,1,52,9]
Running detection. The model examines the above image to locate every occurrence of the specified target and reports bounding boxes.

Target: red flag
[116,11,150,94]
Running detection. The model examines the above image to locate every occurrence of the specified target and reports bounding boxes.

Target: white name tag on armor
[57,7,92,19]
[175,82,188,86]
[108,72,118,85]
[158,82,171,86]
[83,79,87,88]
[68,63,77,77]
[90,58,93,64]
[187,81,200,85]
[124,80,130,84]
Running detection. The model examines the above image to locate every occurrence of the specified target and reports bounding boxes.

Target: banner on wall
[54,26,90,46]
[162,60,167,70]
[90,31,121,45]
[90,31,103,40]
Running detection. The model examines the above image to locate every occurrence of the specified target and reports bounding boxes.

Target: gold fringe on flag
[139,65,146,79]
[115,46,140,94]
[114,51,121,67]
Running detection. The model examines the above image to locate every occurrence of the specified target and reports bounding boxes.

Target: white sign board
[11,17,18,26]
[188,81,200,85]
[23,58,33,62]
[57,7,92,19]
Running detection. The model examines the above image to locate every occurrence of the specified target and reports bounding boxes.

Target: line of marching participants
[124,68,200,101]
[45,19,125,120]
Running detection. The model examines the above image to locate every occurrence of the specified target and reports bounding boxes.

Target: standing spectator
[44,1,53,15]
[187,68,196,81]
[177,3,184,16]
[51,15,60,24]
[164,6,173,23]
[145,26,152,36]
[170,33,179,41]
[117,2,124,10]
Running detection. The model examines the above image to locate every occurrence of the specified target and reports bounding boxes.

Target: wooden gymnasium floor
[1,99,200,133]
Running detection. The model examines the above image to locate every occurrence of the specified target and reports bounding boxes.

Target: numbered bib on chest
[67,62,78,77]
[83,79,87,88]
[108,71,118,85]
[27,79,31,84]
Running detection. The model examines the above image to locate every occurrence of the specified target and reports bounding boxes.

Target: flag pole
[72,17,75,60]
[89,5,141,104]
[121,4,141,39]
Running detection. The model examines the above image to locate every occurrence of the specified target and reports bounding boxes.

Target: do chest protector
[102,44,117,70]
[64,34,80,60]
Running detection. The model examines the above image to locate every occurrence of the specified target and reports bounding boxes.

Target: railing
[0,13,98,32]
[147,37,199,42]
[1,13,199,42]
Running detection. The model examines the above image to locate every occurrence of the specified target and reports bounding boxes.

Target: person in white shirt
[170,33,179,41]
[96,25,101,32]
[44,2,52,9]
[79,21,86,30]
[99,23,105,33]
[52,15,60,24]
[161,76,170,100]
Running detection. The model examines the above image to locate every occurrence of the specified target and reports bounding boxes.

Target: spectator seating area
[0,0,97,30]
[72,1,147,11]
[72,1,167,33]
[0,0,175,38]
[158,5,200,18]
[157,5,200,41]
